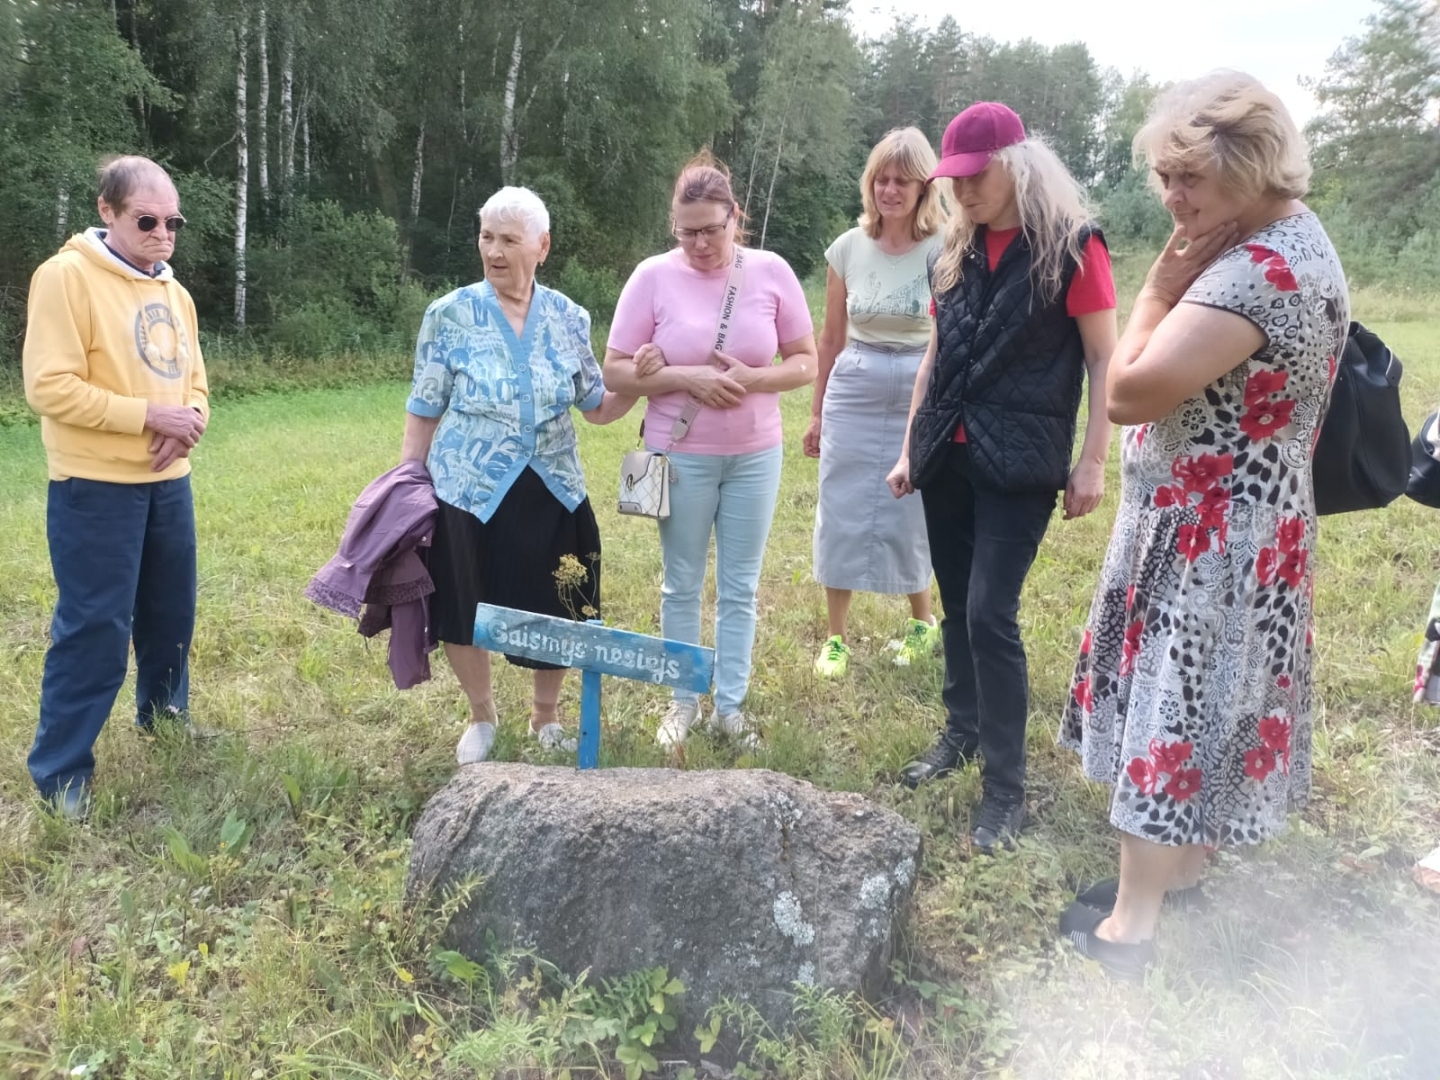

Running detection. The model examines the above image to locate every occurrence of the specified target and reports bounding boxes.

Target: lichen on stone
[772,891,816,946]
[796,962,816,986]
[859,874,891,910]
[893,856,915,887]
[763,791,804,830]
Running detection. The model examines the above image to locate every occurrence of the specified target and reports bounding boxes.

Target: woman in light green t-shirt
[805,128,946,679]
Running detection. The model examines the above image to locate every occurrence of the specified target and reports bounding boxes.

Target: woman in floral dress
[1057,72,1349,976]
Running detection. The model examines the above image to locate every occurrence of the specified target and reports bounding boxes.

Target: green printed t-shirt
[824,227,942,349]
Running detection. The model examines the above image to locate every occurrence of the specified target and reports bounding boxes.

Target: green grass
[2,273,1440,1078]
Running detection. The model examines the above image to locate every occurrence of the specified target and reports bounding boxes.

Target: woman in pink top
[605,152,818,747]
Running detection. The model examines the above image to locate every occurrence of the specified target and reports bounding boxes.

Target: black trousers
[920,444,1057,801]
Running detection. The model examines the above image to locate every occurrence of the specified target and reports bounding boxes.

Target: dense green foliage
[0,0,1433,359]
[1305,0,1440,284]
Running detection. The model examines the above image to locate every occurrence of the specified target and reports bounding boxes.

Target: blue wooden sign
[472,603,715,769]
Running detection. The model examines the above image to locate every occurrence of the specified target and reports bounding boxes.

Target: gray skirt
[813,341,932,594]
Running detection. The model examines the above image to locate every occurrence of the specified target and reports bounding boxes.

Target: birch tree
[499,26,523,185]
[234,11,249,327]
[257,3,269,202]
[410,123,426,224]
[280,32,295,191]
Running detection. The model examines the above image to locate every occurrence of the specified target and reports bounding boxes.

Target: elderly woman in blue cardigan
[401,186,636,763]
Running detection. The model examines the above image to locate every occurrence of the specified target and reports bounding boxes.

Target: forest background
[1,0,1437,375]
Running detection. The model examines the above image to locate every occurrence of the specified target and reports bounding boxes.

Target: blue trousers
[28,476,197,798]
[658,446,783,715]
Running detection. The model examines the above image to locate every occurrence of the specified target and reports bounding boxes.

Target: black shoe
[1058,900,1154,980]
[971,793,1024,854]
[1075,877,1208,916]
[899,734,974,790]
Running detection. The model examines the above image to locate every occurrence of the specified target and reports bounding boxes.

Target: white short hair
[479,186,550,239]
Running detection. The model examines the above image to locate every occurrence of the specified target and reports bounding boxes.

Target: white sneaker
[456,721,496,765]
[656,699,700,749]
[708,709,760,748]
[533,722,577,752]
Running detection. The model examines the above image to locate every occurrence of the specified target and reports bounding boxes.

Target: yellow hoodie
[23,229,210,483]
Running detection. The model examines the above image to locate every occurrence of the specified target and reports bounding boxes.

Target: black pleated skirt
[428,467,602,669]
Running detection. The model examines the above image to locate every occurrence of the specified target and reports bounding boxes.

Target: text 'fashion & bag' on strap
[665,246,748,450]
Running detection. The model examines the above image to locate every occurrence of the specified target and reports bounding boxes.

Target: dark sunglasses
[130,210,187,233]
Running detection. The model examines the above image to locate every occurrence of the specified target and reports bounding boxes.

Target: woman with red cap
[887,102,1117,854]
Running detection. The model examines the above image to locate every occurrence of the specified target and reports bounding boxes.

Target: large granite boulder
[406,765,922,1052]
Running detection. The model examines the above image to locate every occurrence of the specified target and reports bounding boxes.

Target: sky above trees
[850,0,1373,124]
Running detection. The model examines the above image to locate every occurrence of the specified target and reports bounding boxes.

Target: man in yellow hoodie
[23,155,211,817]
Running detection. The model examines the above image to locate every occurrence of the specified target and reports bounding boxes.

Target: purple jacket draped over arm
[306,460,439,689]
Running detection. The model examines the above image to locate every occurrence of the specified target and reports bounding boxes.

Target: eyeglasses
[672,210,732,243]
[130,211,187,234]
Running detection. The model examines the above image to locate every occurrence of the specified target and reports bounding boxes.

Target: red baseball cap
[930,102,1026,180]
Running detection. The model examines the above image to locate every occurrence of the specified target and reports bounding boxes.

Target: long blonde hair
[930,133,1092,303]
[857,128,945,241]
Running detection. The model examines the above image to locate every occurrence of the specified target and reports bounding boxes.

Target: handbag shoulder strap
[711,246,747,354]
[667,247,747,447]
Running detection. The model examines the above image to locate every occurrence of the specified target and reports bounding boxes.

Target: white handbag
[617,448,673,518]
[616,248,746,520]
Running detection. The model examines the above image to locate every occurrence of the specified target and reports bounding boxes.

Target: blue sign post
[472,603,715,769]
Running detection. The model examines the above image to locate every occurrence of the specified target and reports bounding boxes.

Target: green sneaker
[895,618,941,666]
[814,635,851,678]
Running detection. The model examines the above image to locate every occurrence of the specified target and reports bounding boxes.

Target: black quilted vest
[910,225,1103,493]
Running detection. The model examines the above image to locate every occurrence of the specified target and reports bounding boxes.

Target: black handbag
[1406,409,1440,508]
[1312,321,1410,516]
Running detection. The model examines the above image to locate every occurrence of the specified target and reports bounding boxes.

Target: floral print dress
[1414,578,1440,705]
[1060,213,1349,847]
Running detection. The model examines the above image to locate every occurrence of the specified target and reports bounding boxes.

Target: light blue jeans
[659,445,784,714]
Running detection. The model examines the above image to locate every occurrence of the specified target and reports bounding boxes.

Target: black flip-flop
[1058,901,1154,980]
[1075,877,1208,915]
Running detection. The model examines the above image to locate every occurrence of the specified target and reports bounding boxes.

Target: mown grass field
[2,265,1439,1079]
